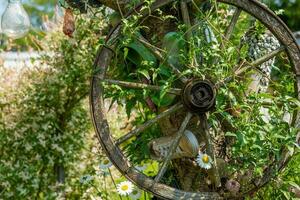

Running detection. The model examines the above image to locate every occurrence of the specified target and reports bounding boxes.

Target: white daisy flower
[99,158,113,169]
[129,189,142,200]
[135,163,147,172]
[117,181,134,196]
[196,152,213,170]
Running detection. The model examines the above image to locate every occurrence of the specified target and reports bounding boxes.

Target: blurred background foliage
[0,0,57,51]
[0,11,106,199]
[22,0,57,27]
[268,0,300,31]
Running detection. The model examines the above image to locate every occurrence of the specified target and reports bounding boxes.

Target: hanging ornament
[1,0,31,39]
[63,8,75,37]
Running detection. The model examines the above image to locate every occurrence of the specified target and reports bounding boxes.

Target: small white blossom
[196,152,213,169]
[117,181,134,196]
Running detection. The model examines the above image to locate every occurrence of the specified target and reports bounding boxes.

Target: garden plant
[0,0,300,199]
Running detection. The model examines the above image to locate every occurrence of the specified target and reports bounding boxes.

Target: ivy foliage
[267,0,300,31]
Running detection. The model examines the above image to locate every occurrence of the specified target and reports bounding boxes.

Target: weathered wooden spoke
[235,45,286,77]
[137,35,188,83]
[181,0,201,67]
[199,114,221,187]
[224,7,242,41]
[246,99,297,109]
[216,45,286,88]
[101,79,182,95]
[116,103,184,145]
[154,112,193,183]
[136,35,166,58]
[250,45,286,68]
[180,0,192,40]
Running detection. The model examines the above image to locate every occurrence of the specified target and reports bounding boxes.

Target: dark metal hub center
[182,80,216,113]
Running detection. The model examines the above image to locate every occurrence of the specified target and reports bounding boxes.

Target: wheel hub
[182,80,216,113]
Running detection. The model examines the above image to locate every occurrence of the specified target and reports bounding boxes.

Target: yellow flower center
[202,155,209,163]
[103,159,110,165]
[121,185,129,191]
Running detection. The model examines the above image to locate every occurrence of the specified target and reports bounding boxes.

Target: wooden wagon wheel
[90,0,300,199]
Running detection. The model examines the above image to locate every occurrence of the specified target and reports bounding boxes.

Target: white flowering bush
[0,11,104,199]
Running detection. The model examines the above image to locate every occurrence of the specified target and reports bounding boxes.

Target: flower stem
[103,174,108,200]
[108,168,123,200]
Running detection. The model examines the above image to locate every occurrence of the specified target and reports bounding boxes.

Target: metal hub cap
[182,80,216,113]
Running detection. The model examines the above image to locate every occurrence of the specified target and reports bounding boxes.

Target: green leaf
[225,132,237,138]
[123,47,129,60]
[137,69,150,80]
[287,145,295,155]
[280,190,291,199]
[126,39,157,66]
[125,99,137,118]
[252,144,262,150]
[159,94,176,107]
[288,181,300,190]
[236,131,247,145]
[274,134,287,140]
[158,65,172,77]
